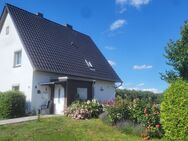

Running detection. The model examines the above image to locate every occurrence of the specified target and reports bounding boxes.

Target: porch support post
[61,82,68,110]
[92,81,95,99]
[49,85,54,114]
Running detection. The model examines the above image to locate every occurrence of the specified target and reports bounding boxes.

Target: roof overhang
[58,76,96,82]
[40,76,96,86]
[0,5,8,33]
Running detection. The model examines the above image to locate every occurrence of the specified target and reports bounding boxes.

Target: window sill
[13,64,21,68]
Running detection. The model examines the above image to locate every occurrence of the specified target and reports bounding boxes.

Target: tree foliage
[161,22,188,83]
[116,89,163,104]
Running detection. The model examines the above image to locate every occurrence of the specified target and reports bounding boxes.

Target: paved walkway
[0,115,60,126]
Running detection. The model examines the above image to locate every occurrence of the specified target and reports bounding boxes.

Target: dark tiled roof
[5,4,122,82]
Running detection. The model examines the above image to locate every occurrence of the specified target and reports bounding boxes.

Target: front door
[54,84,64,114]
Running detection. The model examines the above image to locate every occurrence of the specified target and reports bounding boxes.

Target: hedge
[0,91,26,119]
[161,79,188,141]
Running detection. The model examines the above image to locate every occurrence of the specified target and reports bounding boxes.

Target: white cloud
[117,82,161,93]
[115,0,151,8]
[119,7,127,14]
[130,0,151,8]
[136,83,144,87]
[133,64,153,70]
[110,19,126,31]
[142,88,161,93]
[127,87,161,93]
[105,46,116,50]
[119,85,125,89]
[108,60,116,66]
[124,83,132,86]
[116,0,128,6]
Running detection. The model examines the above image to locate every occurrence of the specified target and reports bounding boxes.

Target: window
[77,88,88,100]
[5,26,9,35]
[14,50,22,67]
[12,85,20,91]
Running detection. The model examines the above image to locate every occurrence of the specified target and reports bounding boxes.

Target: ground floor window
[12,85,20,91]
[77,88,87,100]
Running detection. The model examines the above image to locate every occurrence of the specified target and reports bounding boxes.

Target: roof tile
[5,4,122,82]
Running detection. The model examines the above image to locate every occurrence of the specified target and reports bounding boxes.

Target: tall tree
[161,22,188,83]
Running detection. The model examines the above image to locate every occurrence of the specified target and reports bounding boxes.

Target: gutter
[115,82,123,89]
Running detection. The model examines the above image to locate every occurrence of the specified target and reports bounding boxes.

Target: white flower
[87,100,91,104]
[92,99,97,103]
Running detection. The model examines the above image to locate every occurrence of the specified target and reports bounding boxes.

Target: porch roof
[40,76,96,86]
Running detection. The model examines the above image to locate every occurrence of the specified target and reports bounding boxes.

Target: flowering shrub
[103,97,164,140]
[65,99,103,120]
[130,99,147,124]
[129,99,164,139]
[105,96,131,124]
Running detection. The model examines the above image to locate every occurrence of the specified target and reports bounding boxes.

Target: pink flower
[156,124,160,128]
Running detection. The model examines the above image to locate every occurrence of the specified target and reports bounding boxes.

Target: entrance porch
[40,76,95,114]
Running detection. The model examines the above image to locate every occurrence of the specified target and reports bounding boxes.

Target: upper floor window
[14,50,22,67]
[5,26,9,35]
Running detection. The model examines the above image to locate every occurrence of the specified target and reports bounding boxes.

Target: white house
[0,4,122,114]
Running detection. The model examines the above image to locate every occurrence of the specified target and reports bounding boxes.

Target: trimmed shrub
[65,99,103,120]
[161,79,188,141]
[0,91,26,119]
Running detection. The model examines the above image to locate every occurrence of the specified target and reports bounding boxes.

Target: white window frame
[5,26,9,35]
[12,84,20,91]
[13,50,22,67]
[85,59,95,71]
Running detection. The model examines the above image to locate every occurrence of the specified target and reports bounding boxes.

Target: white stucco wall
[31,71,63,113]
[94,80,115,102]
[32,72,116,112]
[0,13,33,110]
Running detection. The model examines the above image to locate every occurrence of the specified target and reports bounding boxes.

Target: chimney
[65,24,73,30]
[37,12,43,18]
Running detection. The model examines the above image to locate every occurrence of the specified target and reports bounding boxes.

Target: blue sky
[0,0,187,93]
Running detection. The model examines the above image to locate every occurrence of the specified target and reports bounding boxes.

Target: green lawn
[0,116,164,141]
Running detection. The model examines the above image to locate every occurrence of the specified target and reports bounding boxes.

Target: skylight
[85,59,95,71]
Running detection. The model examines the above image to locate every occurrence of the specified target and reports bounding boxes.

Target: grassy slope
[0,117,163,141]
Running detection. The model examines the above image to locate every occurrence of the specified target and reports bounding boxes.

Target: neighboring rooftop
[0,3,122,82]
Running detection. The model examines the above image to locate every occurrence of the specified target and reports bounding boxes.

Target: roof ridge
[6,3,63,27]
[6,3,90,38]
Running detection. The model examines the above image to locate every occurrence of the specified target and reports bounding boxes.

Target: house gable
[0,9,33,105]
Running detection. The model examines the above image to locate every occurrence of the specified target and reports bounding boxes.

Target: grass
[0,116,164,141]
